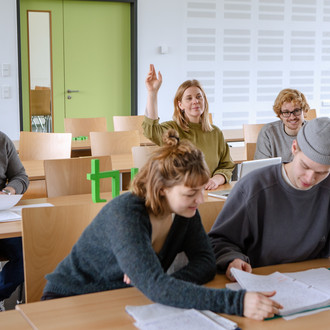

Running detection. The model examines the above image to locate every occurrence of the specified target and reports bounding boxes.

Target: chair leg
[16,282,24,305]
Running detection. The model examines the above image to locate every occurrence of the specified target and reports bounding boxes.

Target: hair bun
[163,129,180,146]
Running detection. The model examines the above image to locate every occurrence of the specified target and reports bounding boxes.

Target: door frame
[16,0,138,131]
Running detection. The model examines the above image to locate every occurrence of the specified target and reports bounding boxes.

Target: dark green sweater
[44,193,245,315]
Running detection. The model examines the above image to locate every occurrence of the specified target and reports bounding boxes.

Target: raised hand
[145,64,162,93]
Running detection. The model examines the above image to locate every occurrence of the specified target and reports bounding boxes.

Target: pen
[1,189,12,195]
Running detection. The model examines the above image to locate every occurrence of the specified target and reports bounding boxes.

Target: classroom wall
[0,0,20,140]
[138,0,330,129]
[2,0,330,139]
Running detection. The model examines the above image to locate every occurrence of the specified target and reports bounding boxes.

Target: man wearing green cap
[209,117,330,281]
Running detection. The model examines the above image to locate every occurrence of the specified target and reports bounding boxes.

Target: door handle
[67,89,80,93]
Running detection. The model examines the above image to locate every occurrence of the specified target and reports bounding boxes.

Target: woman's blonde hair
[173,80,213,132]
[273,88,310,118]
[131,129,210,216]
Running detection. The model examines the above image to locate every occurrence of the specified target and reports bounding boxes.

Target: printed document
[231,267,330,316]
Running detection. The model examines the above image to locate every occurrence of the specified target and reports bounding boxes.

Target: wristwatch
[2,189,12,195]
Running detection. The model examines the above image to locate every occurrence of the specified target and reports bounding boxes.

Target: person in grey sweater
[42,129,282,321]
[255,88,310,162]
[0,131,29,311]
[209,117,330,281]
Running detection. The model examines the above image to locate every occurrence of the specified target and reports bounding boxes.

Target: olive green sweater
[142,117,235,182]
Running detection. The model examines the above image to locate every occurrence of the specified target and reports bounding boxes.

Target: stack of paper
[230,267,330,317]
[0,199,54,223]
[0,195,23,222]
[126,303,239,330]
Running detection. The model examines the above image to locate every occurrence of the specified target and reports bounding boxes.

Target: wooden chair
[305,109,317,121]
[30,89,51,117]
[21,203,105,303]
[243,124,264,160]
[131,145,159,169]
[198,201,224,233]
[90,130,140,156]
[113,115,154,145]
[44,156,112,198]
[19,131,72,161]
[30,88,52,132]
[64,117,107,138]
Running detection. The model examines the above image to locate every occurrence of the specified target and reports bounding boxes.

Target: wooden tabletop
[0,182,234,239]
[15,259,330,329]
[22,160,45,181]
[15,137,154,151]
[0,309,32,329]
[21,154,134,182]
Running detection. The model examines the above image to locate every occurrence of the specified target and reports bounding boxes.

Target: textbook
[230,267,330,316]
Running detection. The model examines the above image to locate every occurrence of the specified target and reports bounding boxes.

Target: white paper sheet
[0,210,21,221]
[10,203,54,213]
[133,309,227,330]
[231,267,330,316]
[125,303,238,330]
[0,203,54,223]
[0,194,22,210]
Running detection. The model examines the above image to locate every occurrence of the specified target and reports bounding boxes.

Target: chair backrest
[305,109,317,121]
[131,145,159,169]
[35,86,50,90]
[113,115,154,145]
[44,156,112,198]
[19,131,72,161]
[113,115,144,132]
[90,130,140,156]
[30,89,51,116]
[64,117,107,138]
[243,123,264,160]
[22,203,105,303]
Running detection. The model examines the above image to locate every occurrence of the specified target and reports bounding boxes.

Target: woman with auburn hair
[255,88,310,162]
[42,129,281,320]
[142,64,235,190]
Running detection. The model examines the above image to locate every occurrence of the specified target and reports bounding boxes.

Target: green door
[20,0,132,132]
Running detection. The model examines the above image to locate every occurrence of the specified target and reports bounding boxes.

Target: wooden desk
[22,160,45,181]
[0,309,32,329]
[15,138,154,157]
[16,259,330,329]
[223,128,244,143]
[0,182,233,239]
[16,138,245,165]
[21,160,46,199]
[71,139,92,157]
[22,155,133,181]
[21,154,134,199]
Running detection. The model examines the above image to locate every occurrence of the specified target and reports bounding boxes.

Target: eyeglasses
[280,108,302,118]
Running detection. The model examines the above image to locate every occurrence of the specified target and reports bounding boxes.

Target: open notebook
[208,157,282,199]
